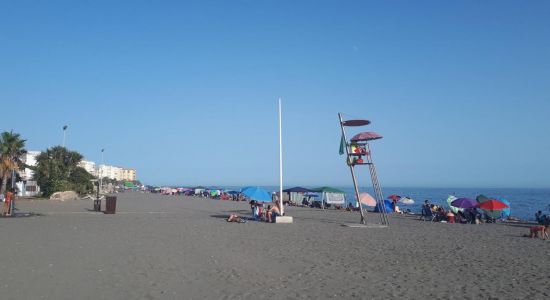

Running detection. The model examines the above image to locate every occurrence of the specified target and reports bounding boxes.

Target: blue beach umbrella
[241,187,272,202]
[497,197,511,218]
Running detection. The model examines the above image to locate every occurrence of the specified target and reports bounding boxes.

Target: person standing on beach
[535,210,543,224]
[3,189,13,216]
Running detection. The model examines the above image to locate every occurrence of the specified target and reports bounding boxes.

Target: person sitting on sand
[266,204,281,223]
[255,203,264,221]
[436,207,446,222]
[524,225,549,239]
[446,211,455,223]
[394,205,402,214]
[227,214,246,223]
[249,200,256,215]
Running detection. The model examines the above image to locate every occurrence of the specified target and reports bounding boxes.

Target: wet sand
[1,193,548,299]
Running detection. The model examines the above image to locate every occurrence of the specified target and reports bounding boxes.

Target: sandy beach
[1,193,548,299]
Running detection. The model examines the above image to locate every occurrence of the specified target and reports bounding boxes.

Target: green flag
[339,134,345,155]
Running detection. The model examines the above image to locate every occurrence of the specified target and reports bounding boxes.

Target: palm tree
[0,131,27,194]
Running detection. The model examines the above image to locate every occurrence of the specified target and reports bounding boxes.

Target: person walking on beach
[2,189,13,216]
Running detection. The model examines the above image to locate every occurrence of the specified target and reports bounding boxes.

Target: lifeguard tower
[338,113,389,226]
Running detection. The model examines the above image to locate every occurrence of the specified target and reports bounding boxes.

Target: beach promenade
[1,193,548,299]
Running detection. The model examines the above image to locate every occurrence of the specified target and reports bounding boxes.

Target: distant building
[17,151,41,196]
[78,160,97,177]
[18,151,40,181]
[15,151,137,195]
[121,168,137,181]
[98,165,123,181]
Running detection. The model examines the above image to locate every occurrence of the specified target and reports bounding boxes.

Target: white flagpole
[279,98,284,215]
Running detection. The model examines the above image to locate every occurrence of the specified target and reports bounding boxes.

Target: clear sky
[1,0,549,188]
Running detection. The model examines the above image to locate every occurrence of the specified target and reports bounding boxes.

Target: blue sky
[1,0,549,188]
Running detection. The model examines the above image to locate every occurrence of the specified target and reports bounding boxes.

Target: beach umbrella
[387,194,401,201]
[401,197,414,205]
[358,193,377,206]
[477,199,509,210]
[241,187,272,202]
[476,194,491,203]
[497,197,511,218]
[476,195,507,219]
[351,132,383,142]
[342,119,371,127]
[450,198,478,209]
[447,195,463,214]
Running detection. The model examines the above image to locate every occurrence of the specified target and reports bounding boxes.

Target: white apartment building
[18,151,41,181]
[84,163,137,182]
[16,151,41,196]
[98,165,123,181]
[121,168,137,181]
[78,160,97,177]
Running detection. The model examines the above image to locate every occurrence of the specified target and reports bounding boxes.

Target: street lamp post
[100,149,105,194]
[62,125,68,147]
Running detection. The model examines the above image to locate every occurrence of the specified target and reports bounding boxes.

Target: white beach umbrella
[401,197,414,205]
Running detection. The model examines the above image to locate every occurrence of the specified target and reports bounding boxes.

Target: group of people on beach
[226,200,282,223]
[528,210,550,239]
[0,188,15,217]
[420,200,490,224]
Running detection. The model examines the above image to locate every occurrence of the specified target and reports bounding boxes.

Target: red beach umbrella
[351,132,383,142]
[477,199,509,210]
[342,119,371,127]
[387,194,401,201]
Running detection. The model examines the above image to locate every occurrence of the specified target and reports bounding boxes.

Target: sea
[221,186,550,222]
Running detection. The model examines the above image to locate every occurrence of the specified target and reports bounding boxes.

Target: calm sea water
[223,186,550,221]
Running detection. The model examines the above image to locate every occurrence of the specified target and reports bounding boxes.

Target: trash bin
[93,199,101,212]
[105,196,117,214]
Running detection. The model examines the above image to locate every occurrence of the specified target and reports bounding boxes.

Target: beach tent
[312,187,346,206]
[194,186,206,195]
[283,187,313,204]
[124,182,135,188]
[373,199,393,213]
[283,187,313,193]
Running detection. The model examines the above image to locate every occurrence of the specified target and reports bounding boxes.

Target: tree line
[0,131,94,197]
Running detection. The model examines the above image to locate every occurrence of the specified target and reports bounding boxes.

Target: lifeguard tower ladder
[338,113,389,226]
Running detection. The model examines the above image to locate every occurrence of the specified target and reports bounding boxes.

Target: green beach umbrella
[312,187,346,194]
[476,194,504,219]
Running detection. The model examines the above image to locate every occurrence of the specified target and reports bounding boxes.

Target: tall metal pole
[62,125,68,147]
[100,149,104,195]
[338,113,366,224]
[278,98,284,215]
